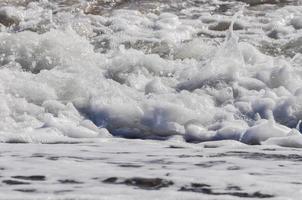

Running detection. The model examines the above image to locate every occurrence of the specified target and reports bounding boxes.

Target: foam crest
[0,0,301,147]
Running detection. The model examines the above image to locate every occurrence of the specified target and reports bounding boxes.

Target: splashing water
[0,0,301,149]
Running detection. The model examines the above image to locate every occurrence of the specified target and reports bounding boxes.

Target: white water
[0,0,302,147]
[1,1,302,199]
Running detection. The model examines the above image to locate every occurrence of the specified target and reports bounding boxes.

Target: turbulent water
[0,0,302,199]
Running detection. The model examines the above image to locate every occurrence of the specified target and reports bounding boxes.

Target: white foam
[0,0,301,145]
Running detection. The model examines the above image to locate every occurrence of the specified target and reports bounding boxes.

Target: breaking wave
[0,0,302,147]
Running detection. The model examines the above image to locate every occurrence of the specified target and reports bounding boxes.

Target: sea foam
[0,1,301,147]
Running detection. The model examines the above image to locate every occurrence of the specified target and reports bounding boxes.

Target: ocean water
[0,0,302,199]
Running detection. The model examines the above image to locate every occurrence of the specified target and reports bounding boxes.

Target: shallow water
[1,139,302,200]
[0,0,302,198]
